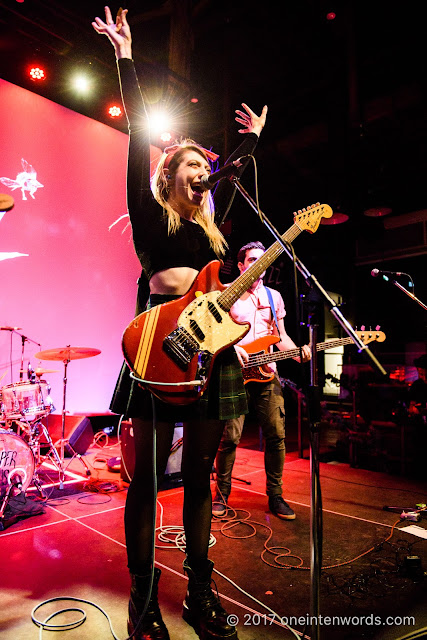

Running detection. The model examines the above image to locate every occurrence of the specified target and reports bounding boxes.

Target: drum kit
[0,341,101,527]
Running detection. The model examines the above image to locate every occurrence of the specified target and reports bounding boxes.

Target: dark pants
[125,402,224,575]
[215,374,286,498]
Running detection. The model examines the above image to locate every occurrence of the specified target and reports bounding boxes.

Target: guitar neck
[218,223,302,311]
[244,337,355,367]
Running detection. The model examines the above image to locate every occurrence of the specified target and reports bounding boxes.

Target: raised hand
[92,6,132,59]
[235,103,268,137]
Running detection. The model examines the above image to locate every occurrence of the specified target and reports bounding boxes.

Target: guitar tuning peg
[302,207,306,212]
[360,325,365,331]
[316,201,320,206]
[297,209,302,214]
[375,325,380,331]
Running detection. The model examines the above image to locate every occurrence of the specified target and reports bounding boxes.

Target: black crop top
[117,58,259,282]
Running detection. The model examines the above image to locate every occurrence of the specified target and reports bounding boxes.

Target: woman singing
[93,7,267,639]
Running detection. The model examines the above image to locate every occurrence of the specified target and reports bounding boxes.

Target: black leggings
[124,403,224,575]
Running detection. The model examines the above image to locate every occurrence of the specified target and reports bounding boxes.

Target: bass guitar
[122,203,333,405]
[241,329,386,383]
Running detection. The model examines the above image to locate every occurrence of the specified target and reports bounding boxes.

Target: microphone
[371,268,405,278]
[1,326,22,331]
[199,156,249,191]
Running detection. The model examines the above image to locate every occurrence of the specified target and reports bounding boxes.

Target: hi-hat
[35,346,101,361]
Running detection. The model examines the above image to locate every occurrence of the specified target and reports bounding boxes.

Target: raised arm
[92,8,152,230]
[92,6,132,59]
[235,102,268,137]
[214,102,268,227]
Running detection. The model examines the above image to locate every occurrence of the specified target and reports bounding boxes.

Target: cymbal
[35,346,101,361]
[34,368,59,376]
[320,212,349,225]
[0,193,14,212]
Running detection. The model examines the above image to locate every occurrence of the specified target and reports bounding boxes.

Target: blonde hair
[151,139,227,257]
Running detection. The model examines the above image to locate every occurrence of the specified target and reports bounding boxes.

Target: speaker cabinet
[120,421,183,483]
[120,421,135,483]
[41,415,94,456]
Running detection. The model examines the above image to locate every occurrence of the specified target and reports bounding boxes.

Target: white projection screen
[0,78,160,416]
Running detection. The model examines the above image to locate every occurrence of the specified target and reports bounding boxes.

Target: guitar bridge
[163,327,199,370]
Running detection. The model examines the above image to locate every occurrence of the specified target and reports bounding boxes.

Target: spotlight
[160,131,173,142]
[28,66,46,81]
[108,105,122,118]
[72,73,92,94]
[148,110,172,136]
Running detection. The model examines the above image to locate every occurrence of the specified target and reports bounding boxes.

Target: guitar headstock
[356,328,386,344]
[294,203,333,233]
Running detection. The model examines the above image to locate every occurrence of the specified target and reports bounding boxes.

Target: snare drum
[0,429,35,497]
[1,380,54,421]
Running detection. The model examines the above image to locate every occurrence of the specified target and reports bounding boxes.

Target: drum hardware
[15,331,42,382]
[34,346,101,484]
[0,428,36,528]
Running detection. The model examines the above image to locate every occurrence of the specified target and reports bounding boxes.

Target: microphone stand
[231,177,387,640]
[389,279,427,311]
[13,331,41,382]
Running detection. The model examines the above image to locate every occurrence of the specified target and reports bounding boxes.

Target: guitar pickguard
[177,291,249,355]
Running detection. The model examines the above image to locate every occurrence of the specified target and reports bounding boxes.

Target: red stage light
[326,12,336,20]
[29,66,46,81]
[108,105,122,118]
[190,97,198,104]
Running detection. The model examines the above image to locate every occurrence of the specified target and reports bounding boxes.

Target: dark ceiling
[1,0,426,324]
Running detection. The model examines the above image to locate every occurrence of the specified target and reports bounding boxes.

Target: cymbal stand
[10,414,65,498]
[55,353,91,484]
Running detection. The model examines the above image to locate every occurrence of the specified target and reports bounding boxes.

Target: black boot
[128,568,170,640]
[182,558,238,639]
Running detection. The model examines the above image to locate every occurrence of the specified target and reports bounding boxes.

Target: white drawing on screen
[0,159,44,200]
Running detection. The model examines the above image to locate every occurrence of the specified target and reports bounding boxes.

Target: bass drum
[0,429,34,497]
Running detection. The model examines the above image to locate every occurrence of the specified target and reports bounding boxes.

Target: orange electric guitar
[242,329,386,383]
[121,203,333,405]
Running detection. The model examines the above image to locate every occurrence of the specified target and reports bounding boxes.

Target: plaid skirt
[110,293,248,422]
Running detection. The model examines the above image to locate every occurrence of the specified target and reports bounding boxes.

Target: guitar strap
[265,286,280,334]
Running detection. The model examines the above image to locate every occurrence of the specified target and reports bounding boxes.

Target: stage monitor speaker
[120,421,183,484]
[41,415,94,456]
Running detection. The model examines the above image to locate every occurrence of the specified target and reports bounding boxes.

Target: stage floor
[1,424,427,640]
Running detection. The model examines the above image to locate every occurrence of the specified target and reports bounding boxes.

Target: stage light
[160,131,173,142]
[108,105,122,118]
[28,66,46,81]
[72,74,92,94]
[148,109,172,136]
[190,97,198,104]
[326,12,336,20]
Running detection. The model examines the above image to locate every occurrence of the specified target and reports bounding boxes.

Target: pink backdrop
[0,79,144,416]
